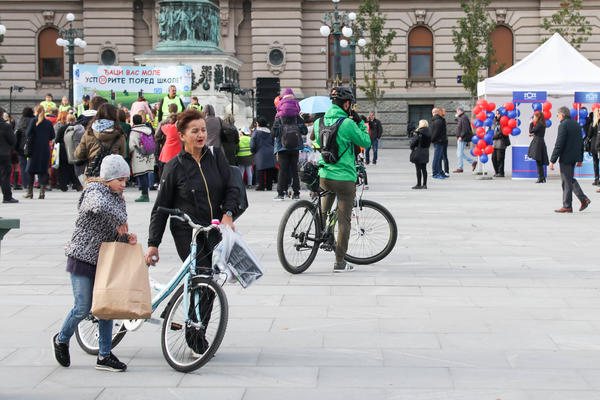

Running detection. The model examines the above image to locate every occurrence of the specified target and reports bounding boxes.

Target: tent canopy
[477,33,600,96]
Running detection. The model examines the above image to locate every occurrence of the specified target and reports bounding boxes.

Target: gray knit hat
[100,154,130,181]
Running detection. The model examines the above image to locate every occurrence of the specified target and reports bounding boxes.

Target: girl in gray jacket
[52,155,137,372]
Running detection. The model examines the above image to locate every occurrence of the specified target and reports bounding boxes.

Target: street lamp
[341,11,366,97]
[56,13,86,107]
[9,86,24,117]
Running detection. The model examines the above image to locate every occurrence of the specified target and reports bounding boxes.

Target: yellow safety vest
[188,103,202,111]
[41,101,56,115]
[58,104,71,113]
[161,96,183,120]
[77,103,88,116]
[237,135,252,157]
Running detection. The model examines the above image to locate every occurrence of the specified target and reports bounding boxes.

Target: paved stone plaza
[1,148,600,399]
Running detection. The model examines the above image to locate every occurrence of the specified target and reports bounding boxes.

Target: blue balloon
[486,111,495,119]
[487,129,494,136]
[473,119,483,127]
[511,127,521,136]
[580,119,586,126]
[484,118,493,127]
[472,135,479,144]
[546,119,552,128]
[485,136,493,146]
[470,148,476,157]
[508,110,517,119]
[517,119,522,126]
[498,107,507,116]
[517,110,521,117]
[580,109,589,119]
[570,108,578,119]
[480,153,489,163]
[532,103,542,111]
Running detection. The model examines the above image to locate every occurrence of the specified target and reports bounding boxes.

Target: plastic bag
[212,225,265,288]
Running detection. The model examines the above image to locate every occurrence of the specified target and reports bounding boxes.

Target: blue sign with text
[574,92,600,104]
[512,91,547,103]
[512,146,545,179]
[575,152,595,179]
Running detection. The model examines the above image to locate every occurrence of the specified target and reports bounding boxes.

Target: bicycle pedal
[170,322,183,331]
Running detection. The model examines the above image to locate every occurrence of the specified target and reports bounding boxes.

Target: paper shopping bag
[91,242,152,320]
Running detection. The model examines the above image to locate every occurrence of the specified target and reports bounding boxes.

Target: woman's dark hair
[137,96,145,102]
[21,107,34,118]
[116,108,128,123]
[534,111,546,127]
[88,103,123,134]
[176,109,205,133]
[302,114,312,124]
[257,116,268,127]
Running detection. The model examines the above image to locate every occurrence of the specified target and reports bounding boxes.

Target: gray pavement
[1,148,600,399]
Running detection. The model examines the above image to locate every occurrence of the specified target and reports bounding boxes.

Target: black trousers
[442,143,449,174]
[492,148,505,175]
[593,153,599,179]
[536,161,545,181]
[256,168,277,190]
[172,228,221,271]
[560,162,586,208]
[277,150,300,196]
[415,163,427,186]
[58,163,82,191]
[0,155,13,200]
[29,172,49,186]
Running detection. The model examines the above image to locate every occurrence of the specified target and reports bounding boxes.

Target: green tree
[0,31,5,69]
[452,0,496,98]
[541,0,591,50]
[356,0,396,112]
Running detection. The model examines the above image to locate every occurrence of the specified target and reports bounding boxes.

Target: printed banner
[575,152,595,179]
[574,92,600,104]
[73,64,192,110]
[512,145,545,179]
[512,91,547,103]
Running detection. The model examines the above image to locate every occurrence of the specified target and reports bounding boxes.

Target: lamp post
[56,13,86,107]
[9,86,24,116]
[340,12,366,98]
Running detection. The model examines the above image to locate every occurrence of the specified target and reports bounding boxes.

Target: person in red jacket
[158,120,181,164]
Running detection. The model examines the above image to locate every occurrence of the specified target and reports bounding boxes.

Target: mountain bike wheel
[344,199,397,265]
[277,199,321,274]
[161,277,228,372]
[75,316,127,355]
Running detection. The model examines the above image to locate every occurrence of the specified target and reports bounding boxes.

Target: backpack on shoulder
[279,118,303,148]
[133,129,156,155]
[85,136,120,177]
[318,117,348,164]
[64,124,86,165]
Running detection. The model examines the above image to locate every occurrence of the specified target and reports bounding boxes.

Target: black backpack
[85,136,120,177]
[318,117,348,164]
[279,118,302,148]
[298,161,320,192]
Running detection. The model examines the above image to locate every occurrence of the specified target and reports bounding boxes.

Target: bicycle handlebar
[157,206,219,232]
[157,206,183,216]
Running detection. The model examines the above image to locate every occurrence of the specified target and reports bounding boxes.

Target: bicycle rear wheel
[277,200,321,274]
[75,316,127,355]
[344,199,397,265]
[161,277,228,372]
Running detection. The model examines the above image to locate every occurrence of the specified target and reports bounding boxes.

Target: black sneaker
[52,333,70,367]
[96,352,127,372]
[333,261,355,273]
[273,194,285,201]
[292,193,300,200]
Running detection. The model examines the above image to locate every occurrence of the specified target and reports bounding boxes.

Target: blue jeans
[137,173,150,195]
[58,273,113,357]
[366,139,378,163]
[456,140,474,170]
[432,143,444,176]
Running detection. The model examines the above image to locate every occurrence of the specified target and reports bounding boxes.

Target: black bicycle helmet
[329,86,354,102]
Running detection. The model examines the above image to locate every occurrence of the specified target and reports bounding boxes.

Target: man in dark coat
[0,108,18,203]
[366,112,382,165]
[430,108,447,178]
[550,106,590,213]
[454,107,476,173]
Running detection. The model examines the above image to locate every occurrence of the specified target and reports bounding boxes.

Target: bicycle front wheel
[161,277,228,372]
[75,316,127,355]
[344,199,397,265]
[277,200,321,274]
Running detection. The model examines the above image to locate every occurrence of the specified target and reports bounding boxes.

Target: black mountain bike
[277,160,397,274]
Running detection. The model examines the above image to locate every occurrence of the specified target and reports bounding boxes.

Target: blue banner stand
[572,92,600,179]
[512,145,545,179]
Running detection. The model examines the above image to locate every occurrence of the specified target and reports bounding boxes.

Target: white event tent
[477,33,600,178]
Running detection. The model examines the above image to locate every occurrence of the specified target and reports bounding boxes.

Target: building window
[38,27,63,79]
[408,27,433,79]
[408,104,433,135]
[101,49,116,66]
[328,35,351,82]
[489,26,513,77]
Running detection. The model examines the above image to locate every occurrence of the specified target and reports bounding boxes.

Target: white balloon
[320,25,331,37]
[340,39,348,48]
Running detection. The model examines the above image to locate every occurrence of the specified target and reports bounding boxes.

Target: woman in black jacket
[14,107,34,189]
[24,105,55,199]
[409,120,432,189]
[587,108,599,186]
[145,109,239,269]
[527,111,549,183]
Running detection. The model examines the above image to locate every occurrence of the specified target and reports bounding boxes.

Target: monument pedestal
[135,52,252,127]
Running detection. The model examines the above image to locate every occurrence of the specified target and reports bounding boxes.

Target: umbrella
[299,96,332,114]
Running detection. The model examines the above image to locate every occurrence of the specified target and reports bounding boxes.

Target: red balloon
[476,111,487,121]
[471,119,477,128]
[485,145,494,155]
[473,147,483,156]
[476,99,488,109]
[486,102,496,112]
[504,102,515,111]
[502,126,512,136]
[573,102,581,109]
[477,139,487,149]
[476,127,486,138]
[593,103,600,111]
[472,105,482,115]
[543,110,551,120]
[542,101,552,111]
[500,116,509,126]
[508,119,517,128]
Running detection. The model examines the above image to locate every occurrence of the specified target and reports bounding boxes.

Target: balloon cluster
[570,102,593,128]
[532,101,553,128]
[495,102,521,137]
[469,99,497,163]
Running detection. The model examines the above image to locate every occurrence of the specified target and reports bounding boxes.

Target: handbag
[51,142,60,169]
[91,242,152,320]
[584,135,592,154]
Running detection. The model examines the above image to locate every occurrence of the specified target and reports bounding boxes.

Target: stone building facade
[1,0,600,136]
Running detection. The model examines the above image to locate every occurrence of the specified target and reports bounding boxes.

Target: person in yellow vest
[237,127,254,188]
[187,96,202,111]
[157,85,184,122]
[58,96,72,113]
[76,94,91,116]
[40,93,56,116]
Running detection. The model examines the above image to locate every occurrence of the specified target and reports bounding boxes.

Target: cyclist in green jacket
[314,87,371,272]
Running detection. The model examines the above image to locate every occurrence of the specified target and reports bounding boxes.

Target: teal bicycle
[75,207,229,372]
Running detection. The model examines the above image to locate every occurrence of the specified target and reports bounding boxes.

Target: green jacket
[314,104,371,182]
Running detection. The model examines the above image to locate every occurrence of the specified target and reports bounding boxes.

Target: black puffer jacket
[430,115,446,144]
[148,146,239,248]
